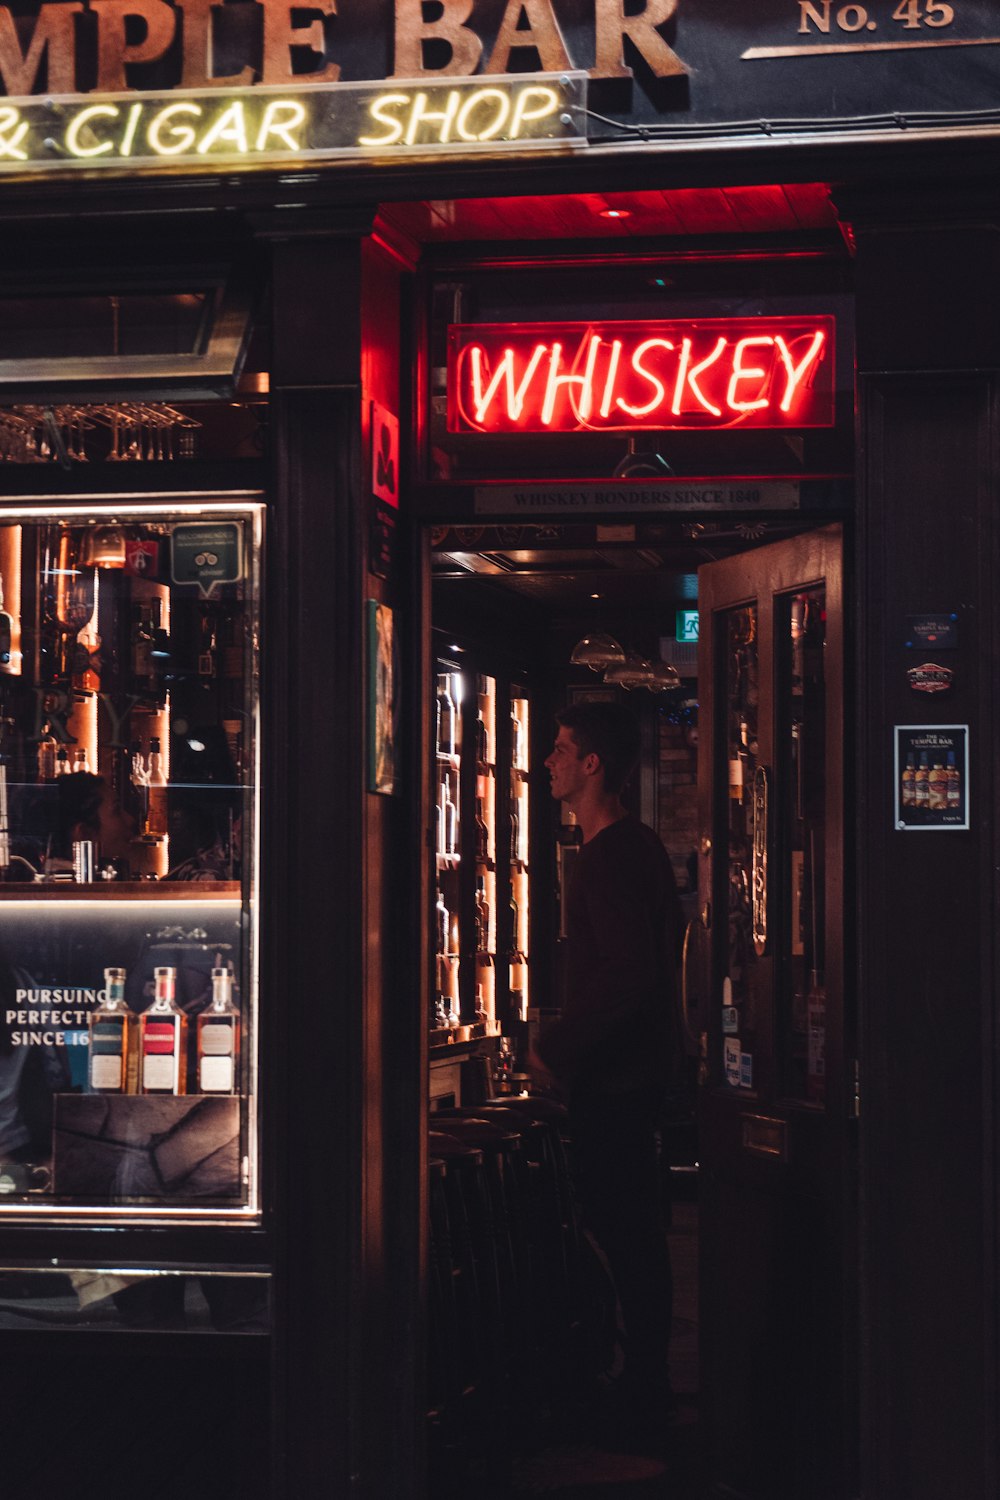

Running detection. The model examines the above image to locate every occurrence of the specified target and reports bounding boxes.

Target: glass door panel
[778,586,828,1105]
[696,526,850,1500]
[721,603,760,1090]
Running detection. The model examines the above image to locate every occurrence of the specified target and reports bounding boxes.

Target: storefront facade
[0,5,996,1498]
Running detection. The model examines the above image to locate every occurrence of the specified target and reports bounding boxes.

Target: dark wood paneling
[266,230,367,1499]
[858,373,995,1500]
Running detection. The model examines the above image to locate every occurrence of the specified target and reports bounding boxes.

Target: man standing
[530,702,683,1442]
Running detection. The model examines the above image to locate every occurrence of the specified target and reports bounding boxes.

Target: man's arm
[536,836,667,1083]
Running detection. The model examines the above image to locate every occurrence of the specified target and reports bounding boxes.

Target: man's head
[545,702,641,804]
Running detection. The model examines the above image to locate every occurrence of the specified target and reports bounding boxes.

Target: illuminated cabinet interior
[0,500,261,1225]
[432,645,532,1042]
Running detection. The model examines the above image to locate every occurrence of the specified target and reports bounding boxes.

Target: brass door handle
[680,915,706,1051]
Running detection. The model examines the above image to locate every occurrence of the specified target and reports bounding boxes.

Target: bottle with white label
[140,966,187,1095]
[196,965,240,1094]
[88,967,132,1094]
[145,735,168,837]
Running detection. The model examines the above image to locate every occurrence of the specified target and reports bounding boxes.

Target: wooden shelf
[0,881,241,901]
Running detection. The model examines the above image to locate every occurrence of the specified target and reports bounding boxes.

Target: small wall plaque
[751,765,769,956]
[741,1114,788,1162]
[905,614,958,650]
[907,662,953,694]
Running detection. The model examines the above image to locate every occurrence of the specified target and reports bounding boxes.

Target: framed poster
[366,600,399,795]
[894,725,969,831]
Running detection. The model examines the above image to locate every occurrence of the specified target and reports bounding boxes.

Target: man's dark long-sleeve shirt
[537,816,683,1099]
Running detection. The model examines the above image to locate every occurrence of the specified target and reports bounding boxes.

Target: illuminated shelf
[0,881,241,901]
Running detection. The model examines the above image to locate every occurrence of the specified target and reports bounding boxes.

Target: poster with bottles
[894,725,969,831]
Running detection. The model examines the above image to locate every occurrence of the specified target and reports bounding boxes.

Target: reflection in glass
[781,587,827,1106]
[0,504,261,1220]
[724,604,758,1046]
[0,1267,269,1333]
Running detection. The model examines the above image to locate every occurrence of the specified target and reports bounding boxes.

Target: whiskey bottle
[476,708,488,767]
[196,965,240,1095]
[37,722,57,782]
[436,777,448,858]
[198,611,218,677]
[0,571,13,671]
[132,602,154,688]
[914,752,930,811]
[443,776,459,857]
[928,757,948,812]
[509,804,520,863]
[88,967,132,1094]
[475,876,490,953]
[510,710,522,770]
[900,754,916,808]
[72,595,101,695]
[946,750,961,809]
[435,887,450,953]
[508,885,520,955]
[474,795,489,862]
[145,735,168,837]
[140,966,187,1095]
[437,674,456,758]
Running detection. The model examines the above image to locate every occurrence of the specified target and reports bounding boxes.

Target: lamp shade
[570,632,626,671]
[646,660,682,691]
[603,655,655,689]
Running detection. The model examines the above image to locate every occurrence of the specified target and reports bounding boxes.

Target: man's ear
[583,752,602,777]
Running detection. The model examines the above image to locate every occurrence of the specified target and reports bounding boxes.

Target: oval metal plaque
[751,764,769,956]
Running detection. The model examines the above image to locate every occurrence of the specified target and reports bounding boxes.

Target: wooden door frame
[695,523,856,1499]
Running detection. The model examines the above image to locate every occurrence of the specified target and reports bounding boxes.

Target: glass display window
[0,498,262,1223]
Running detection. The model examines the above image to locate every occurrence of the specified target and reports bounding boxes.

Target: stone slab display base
[52,1094,241,1201]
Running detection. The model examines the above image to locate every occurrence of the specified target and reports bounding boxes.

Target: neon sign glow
[447,318,837,434]
[0,74,585,173]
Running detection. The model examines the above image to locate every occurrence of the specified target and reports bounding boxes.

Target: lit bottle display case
[0,500,261,1223]
[432,648,532,1040]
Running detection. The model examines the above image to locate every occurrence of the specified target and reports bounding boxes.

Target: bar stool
[470,1103,576,1318]
[432,1115,525,1383]
[427,1157,459,1421]
[427,1130,498,1404]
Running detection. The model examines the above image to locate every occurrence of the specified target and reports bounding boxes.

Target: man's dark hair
[556,702,641,796]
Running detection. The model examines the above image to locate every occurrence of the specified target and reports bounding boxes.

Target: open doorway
[426,514,855,1499]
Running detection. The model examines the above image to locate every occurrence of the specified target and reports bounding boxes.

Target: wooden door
[691,525,855,1500]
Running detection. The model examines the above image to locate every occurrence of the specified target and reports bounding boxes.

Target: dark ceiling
[380,183,839,247]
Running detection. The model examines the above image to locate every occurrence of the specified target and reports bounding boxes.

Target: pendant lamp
[646,660,682,691]
[603,655,656,689]
[570,632,626,671]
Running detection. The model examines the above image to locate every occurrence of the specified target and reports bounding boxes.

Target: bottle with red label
[140,966,187,1095]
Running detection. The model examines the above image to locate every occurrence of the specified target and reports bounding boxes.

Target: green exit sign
[676,610,700,644]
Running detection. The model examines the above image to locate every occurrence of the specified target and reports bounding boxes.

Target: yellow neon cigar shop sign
[0,74,585,173]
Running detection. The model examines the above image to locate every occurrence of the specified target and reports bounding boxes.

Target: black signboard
[0,1,999,159]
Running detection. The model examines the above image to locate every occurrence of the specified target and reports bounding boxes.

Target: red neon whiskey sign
[447,317,836,434]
